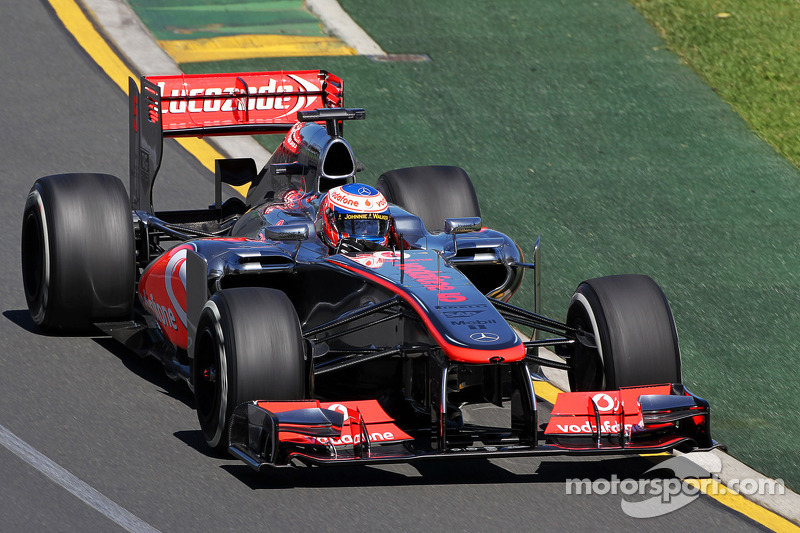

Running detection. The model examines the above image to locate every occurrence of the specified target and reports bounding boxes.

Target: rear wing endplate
[129,70,343,212]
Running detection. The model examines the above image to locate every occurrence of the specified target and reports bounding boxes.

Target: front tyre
[21,173,135,331]
[193,288,306,452]
[566,274,681,391]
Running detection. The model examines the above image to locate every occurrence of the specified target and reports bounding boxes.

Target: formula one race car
[20,70,718,470]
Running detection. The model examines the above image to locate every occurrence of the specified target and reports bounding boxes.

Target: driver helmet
[318,183,391,248]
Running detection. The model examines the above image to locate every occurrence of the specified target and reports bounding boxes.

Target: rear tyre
[566,274,681,391]
[376,166,480,233]
[21,173,135,331]
[193,288,306,452]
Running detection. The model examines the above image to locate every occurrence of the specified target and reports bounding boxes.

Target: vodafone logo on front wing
[592,393,620,413]
[312,404,398,446]
[554,420,639,435]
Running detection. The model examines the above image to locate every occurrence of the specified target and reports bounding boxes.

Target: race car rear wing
[129,70,344,212]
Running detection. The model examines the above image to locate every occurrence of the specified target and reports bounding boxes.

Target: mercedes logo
[470,332,500,342]
[357,186,372,196]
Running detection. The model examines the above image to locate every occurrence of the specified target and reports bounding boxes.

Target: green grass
[181,0,800,490]
[629,0,800,168]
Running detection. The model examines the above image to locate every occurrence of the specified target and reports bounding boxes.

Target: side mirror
[215,158,256,209]
[216,158,256,187]
[263,224,309,241]
[444,217,482,235]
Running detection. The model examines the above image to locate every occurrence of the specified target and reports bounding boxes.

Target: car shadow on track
[91,336,196,409]
[217,454,663,490]
[174,429,234,459]
[3,309,37,333]
[3,309,103,337]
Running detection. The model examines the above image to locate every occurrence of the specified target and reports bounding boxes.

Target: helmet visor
[335,212,389,238]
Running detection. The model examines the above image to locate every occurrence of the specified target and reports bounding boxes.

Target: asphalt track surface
[0,1,774,531]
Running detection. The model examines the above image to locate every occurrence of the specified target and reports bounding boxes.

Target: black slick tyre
[566,274,681,391]
[21,173,135,331]
[193,288,306,452]
[375,165,480,233]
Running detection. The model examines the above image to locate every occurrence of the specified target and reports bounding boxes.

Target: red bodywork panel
[258,399,413,447]
[138,244,193,348]
[544,384,672,438]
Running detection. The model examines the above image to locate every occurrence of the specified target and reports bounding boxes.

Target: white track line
[305,0,386,56]
[0,423,161,533]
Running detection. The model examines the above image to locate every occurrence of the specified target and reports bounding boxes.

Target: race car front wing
[228,383,718,471]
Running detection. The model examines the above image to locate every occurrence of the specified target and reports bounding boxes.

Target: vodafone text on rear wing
[128,70,343,213]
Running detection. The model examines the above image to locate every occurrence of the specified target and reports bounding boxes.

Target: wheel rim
[195,326,220,430]
[21,193,49,326]
[21,210,44,304]
[195,302,230,448]
[567,294,606,391]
